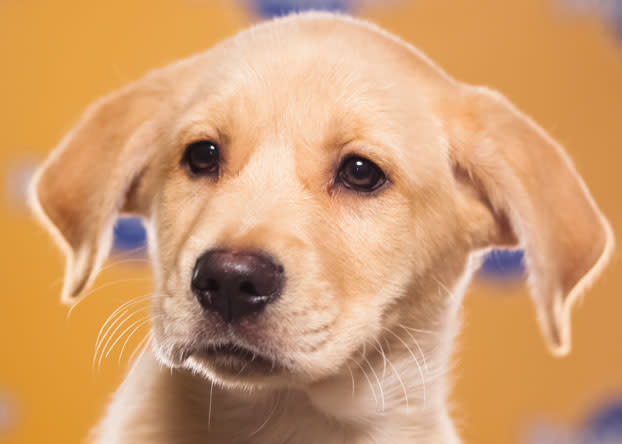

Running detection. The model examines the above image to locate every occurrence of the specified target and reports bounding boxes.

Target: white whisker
[96,308,149,370]
[432,275,458,302]
[350,358,378,406]
[208,379,215,431]
[128,331,153,365]
[94,294,151,351]
[398,325,429,373]
[346,363,356,397]
[93,308,130,369]
[383,327,427,405]
[361,351,385,411]
[385,355,410,411]
[97,257,150,274]
[372,337,388,380]
[248,393,280,437]
[118,318,155,364]
[399,324,435,335]
[102,317,151,367]
[82,277,152,300]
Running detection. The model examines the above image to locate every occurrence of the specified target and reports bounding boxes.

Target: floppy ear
[444,85,614,356]
[29,77,167,304]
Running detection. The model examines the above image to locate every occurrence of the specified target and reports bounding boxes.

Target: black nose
[191,249,284,323]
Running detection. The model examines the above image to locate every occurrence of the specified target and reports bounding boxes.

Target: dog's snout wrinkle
[192,248,284,322]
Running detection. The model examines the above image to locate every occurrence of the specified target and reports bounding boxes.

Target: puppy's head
[31,14,613,389]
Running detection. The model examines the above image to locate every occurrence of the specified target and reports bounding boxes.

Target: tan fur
[29,12,613,444]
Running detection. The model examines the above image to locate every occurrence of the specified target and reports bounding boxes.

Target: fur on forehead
[170,17,453,194]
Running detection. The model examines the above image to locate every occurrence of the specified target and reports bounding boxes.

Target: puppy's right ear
[29,76,168,304]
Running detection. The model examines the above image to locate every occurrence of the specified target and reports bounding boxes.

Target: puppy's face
[31,14,612,390]
[149,30,461,385]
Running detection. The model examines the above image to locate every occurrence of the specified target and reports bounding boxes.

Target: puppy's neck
[306,315,462,442]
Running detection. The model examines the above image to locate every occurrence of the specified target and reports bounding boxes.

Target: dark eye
[183,141,220,176]
[337,155,386,192]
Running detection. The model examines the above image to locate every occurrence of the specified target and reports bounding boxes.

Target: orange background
[1,0,621,443]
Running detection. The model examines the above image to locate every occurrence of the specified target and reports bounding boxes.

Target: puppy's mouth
[202,343,270,363]
[189,342,280,376]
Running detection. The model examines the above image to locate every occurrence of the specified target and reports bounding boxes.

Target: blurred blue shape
[113,217,147,254]
[616,0,622,41]
[522,399,622,444]
[559,0,622,42]
[253,0,349,17]
[479,249,525,279]
[582,399,622,443]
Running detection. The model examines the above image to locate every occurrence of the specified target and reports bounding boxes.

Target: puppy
[30,12,613,444]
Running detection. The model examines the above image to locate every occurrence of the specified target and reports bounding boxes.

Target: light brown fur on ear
[445,85,614,355]
[28,78,167,304]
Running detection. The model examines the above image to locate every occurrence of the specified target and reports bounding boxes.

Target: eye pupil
[184,141,219,175]
[338,155,386,192]
[349,160,370,179]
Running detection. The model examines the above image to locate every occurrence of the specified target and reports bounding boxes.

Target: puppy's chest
[113,384,367,444]
[185,393,352,444]
[99,353,437,444]
[142,398,420,444]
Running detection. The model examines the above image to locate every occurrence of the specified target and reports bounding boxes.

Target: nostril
[239,281,258,296]
[206,278,219,292]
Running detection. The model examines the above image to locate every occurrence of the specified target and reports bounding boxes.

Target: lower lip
[195,344,276,370]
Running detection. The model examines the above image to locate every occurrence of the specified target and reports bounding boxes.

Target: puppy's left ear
[29,76,167,304]
[442,85,614,356]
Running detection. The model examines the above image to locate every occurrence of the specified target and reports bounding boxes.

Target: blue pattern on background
[254,0,349,17]
[480,250,525,279]
[560,0,622,42]
[256,0,622,42]
[113,217,147,253]
[526,397,622,443]
[583,399,622,442]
